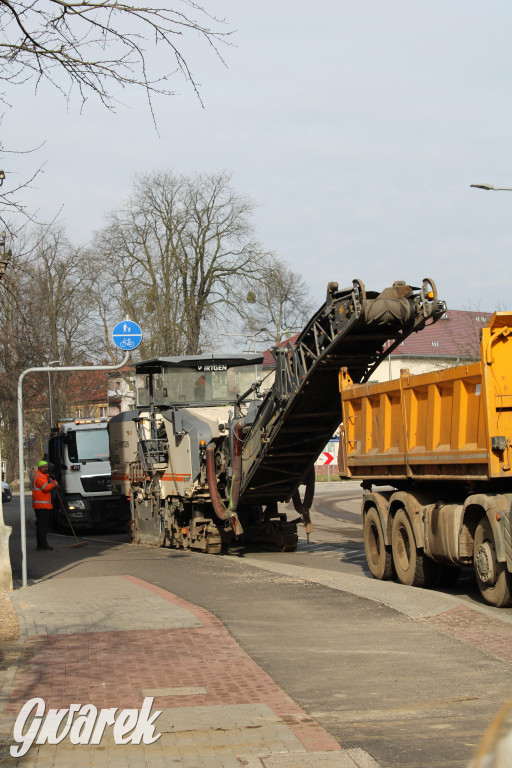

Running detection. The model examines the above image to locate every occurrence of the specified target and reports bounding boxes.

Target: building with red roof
[380,308,491,381]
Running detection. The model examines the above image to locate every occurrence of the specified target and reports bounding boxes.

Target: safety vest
[32,470,56,509]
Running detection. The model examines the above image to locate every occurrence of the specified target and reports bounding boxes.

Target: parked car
[2,480,12,503]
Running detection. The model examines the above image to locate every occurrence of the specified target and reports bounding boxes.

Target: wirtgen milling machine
[109,278,445,553]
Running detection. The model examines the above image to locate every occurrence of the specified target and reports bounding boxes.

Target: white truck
[45,418,130,531]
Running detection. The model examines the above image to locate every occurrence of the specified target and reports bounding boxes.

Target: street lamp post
[24,434,35,474]
[0,170,12,592]
[48,360,60,429]
[0,197,19,567]
[470,183,512,192]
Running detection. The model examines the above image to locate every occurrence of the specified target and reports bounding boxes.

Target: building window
[99,406,107,417]
[431,341,439,347]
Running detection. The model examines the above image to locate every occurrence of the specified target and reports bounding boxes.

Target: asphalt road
[3,486,512,768]
[235,483,482,603]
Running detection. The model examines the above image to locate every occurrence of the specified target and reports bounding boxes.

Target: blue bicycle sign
[112,320,142,351]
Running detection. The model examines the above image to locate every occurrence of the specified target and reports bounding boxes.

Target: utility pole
[0,207,14,590]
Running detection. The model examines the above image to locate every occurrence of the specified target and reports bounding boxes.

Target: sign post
[17,318,144,588]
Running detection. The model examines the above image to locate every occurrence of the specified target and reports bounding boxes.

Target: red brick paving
[427,605,512,663]
[6,576,340,753]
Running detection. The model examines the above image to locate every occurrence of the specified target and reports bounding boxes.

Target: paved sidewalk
[0,575,380,768]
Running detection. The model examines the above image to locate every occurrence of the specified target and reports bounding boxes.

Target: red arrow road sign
[322,451,334,465]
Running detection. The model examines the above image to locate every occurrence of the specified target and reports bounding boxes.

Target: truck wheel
[391,508,435,588]
[364,506,393,580]
[473,517,512,608]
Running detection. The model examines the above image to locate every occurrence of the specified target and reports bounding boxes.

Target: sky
[2,0,512,316]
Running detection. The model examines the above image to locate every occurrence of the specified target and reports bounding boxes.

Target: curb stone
[238,749,380,767]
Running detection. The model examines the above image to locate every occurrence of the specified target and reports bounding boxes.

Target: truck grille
[81,475,111,493]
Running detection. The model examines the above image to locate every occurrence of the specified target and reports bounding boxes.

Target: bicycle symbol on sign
[120,338,135,349]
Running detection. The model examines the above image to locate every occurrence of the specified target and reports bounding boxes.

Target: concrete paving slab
[239,749,380,767]
[143,686,210,697]
[9,575,202,635]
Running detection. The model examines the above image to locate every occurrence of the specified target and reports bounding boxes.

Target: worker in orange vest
[32,460,58,551]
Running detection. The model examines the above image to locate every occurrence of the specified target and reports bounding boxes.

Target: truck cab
[46,418,130,530]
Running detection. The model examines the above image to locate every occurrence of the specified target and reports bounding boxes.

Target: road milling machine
[109,278,445,553]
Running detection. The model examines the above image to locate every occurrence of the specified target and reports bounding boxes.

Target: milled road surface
[3,486,512,768]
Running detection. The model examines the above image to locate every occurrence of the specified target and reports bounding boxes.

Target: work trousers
[34,508,50,548]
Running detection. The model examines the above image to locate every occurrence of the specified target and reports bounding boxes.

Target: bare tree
[0,238,44,481]
[0,0,231,112]
[241,255,315,349]
[0,148,43,231]
[30,227,100,361]
[0,2,232,227]
[0,225,102,480]
[29,226,106,424]
[94,170,268,357]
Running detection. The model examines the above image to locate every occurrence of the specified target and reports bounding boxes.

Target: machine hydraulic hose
[205,442,243,536]
[291,465,315,535]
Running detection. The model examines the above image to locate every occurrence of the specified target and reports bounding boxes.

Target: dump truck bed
[340,312,512,484]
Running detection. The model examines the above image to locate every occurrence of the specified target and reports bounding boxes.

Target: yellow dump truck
[339,311,512,607]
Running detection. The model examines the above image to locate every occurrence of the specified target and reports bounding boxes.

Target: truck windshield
[137,364,261,407]
[67,429,110,462]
